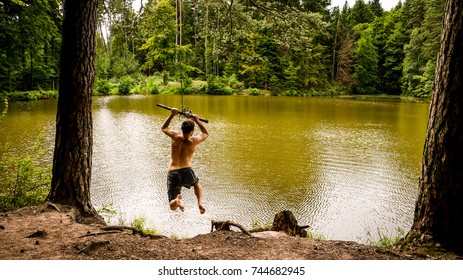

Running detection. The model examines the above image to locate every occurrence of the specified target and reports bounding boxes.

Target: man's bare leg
[169,194,184,212]
[194,182,206,214]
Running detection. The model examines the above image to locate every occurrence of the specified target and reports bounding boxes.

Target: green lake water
[0,94,429,242]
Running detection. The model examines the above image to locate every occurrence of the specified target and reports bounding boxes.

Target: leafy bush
[95,78,112,95]
[131,216,159,235]
[144,76,162,94]
[150,86,160,95]
[118,76,134,95]
[281,89,298,96]
[226,74,244,90]
[0,98,7,123]
[97,204,117,223]
[0,136,51,212]
[205,76,232,95]
[162,82,181,95]
[190,80,208,94]
[249,88,261,96]
[1,91,57,101]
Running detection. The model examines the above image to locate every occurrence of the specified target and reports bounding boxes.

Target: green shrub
[162,82,181,95]
[0,98,7,123]
[95,79,112,95]
[205,76,232,95]
[144,76,162,94]
[281,89,298,96]
[97,204,117,223]
[226,74,244,90]
[131,216,159,235]
[0,136,51,212]
[118,76,134,95]
[249,88,261,96]
[150,86,160,95]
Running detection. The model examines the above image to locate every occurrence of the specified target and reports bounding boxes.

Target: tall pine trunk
[408,0,463,251]
[48,0,102,223]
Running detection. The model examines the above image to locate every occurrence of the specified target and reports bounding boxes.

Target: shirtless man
[161,108,209,214]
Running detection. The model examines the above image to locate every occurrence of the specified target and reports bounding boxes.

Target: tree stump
[271,210,310,237]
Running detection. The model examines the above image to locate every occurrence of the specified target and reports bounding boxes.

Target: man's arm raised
[192,114,209,143]
[161,108,179,138]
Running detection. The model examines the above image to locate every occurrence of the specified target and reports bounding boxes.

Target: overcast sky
[329,0,401,11]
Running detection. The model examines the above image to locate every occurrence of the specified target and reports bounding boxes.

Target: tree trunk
[408,0,463,251]
[48,0,103,224]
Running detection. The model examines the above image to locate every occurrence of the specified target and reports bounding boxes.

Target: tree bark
[409,0,463,251]
[48,0,103,224]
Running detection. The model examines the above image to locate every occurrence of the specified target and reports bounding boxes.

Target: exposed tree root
[75,240,110,255]
[45,202,61,212]
[101,226,165,239]
[211,220,252,236]
[78,230,122,238]
[26,230,47,238]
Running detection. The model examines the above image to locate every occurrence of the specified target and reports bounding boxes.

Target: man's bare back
[161,108,209,214]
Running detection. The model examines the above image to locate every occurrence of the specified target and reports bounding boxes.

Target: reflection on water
[0,95,429,243]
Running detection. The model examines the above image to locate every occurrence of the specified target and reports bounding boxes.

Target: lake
[0,94,429,243]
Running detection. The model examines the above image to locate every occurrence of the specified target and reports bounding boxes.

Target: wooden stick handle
[157,103,209,123]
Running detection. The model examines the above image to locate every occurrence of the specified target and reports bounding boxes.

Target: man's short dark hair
[181,119,195,134]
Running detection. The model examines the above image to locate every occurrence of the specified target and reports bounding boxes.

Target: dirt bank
[0,203,460,260]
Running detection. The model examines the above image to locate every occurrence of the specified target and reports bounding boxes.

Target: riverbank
[0,203,460,260]
[0,90,58,102]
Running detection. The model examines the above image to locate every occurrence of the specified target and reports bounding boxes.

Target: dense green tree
[369,0,383,16]
[139,0,177,82]
[353,25,378,94]
[96,0,140,79]
[0,0,450,97]
[349,0,374,25]
[382,18,408,94]
[0,0,61,92]
[402,0,444,97]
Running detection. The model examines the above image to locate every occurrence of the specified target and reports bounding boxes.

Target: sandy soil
[0,203,460,260]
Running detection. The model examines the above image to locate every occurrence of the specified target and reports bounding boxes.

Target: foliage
[250,218,272,230]
[353,26,379,94]
[130,216,159,236]
[367,228,405,247]
[1,91,57,101]
[305,231,326,240]
[249,88,261,96]
[145,76,161,94]
[0,0,61,92]
[401,0,444,97]
[118,75,134,95]
[205,76,232,95]
[95,79,113,96]
[0,0,447,97]
[97,203,118,223]
[139,0,176,81]
[1,98,8,123]
[0,134,51,212]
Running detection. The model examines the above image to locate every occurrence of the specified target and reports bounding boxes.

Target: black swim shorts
[167,168,199,201]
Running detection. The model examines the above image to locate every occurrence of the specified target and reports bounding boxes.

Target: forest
[0,0,445,98]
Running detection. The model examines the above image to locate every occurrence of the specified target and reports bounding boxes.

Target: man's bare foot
[177,194,185,212]
[199,205,206,214]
